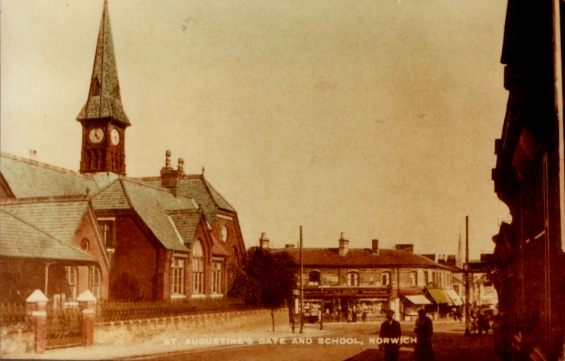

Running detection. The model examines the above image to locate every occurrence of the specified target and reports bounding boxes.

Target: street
[132,321,499,361]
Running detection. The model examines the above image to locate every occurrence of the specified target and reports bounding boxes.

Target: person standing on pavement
[379,309,402,361]
[414,309,434,361]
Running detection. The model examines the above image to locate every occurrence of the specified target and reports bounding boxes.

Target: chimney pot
[339,233,349,256]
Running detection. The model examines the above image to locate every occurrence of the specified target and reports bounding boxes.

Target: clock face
[88,128,104,144]
[110,128,121,145]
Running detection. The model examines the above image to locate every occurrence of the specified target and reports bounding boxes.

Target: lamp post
[464,216,470,336]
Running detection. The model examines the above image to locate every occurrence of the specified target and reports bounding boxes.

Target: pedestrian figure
[379,309,401,361]
[414,309,434,361]
[362,310,367,322]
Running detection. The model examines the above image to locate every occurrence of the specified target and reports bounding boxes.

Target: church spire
[78,0,129,176]
[77,0,130,126]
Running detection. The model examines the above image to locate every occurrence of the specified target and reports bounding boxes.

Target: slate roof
[1,153,98,198]
[92,178,198,252]
[280,248,453,269]
[141,175,235,224]
[0,205,94,262]
[1,198,90,243]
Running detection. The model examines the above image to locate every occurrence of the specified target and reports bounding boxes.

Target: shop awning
[426,289,453,305]
[405,295,432,305]
[446,290,463,306]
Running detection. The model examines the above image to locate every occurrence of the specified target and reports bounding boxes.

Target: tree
[229,247,297,331]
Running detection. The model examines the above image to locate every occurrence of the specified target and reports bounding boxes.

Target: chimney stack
[339,232,349,256]
[395,244,414,253]
[259,232,270,249]
[371,239,379,254]
[161,150,179,195]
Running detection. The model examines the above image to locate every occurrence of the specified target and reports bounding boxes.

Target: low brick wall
[0,326,34,356]
[94,308,288,346]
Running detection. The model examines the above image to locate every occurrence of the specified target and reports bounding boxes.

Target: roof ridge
[0,195,89,205]
[0,208,90,257]
[1,152,94,179]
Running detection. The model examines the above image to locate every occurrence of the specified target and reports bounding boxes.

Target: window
[220,226,228,242]
[89,266,101,299]
[211,261,222,294]
[409,271,418,286]
[424,271,429,285]
[308,271,321,286]
[98,218,116,248]
[65,266,78,301]
[381,272,391,286]
[192,240,204,295]
[347,272,359,286]
[171,258,185,296]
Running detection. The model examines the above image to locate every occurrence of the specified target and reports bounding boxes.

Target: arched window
[347,272,359,286]
[409,271,418,286]
[192,240,204,295]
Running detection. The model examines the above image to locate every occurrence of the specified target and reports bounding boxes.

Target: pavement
[1,320,496,361]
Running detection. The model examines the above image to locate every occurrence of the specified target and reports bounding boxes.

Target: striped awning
[446,290,463,306]
[426,288,453,305]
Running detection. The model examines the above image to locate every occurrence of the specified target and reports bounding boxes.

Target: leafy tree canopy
[229,247,297,310]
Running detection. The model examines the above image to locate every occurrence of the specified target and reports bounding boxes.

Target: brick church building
[0,1,246,304]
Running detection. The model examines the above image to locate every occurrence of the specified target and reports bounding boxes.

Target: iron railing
[97,298,256,322]
[0,303,28,327]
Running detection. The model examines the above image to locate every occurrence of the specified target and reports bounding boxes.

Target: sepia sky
[1,0,511,259]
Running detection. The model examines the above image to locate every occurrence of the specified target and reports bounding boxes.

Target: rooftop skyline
[1,0,510,259]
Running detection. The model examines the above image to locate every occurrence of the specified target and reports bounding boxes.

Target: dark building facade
[492,0,565,359]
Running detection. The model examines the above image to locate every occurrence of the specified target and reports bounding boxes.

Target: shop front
[299,287,391,323]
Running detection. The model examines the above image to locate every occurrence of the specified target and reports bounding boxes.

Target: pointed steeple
[77,0,130,126]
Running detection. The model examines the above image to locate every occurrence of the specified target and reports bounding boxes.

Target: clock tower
[77,0,130,175]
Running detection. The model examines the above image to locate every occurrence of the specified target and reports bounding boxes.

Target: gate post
[26,290,49,354]
[77,290,97,347]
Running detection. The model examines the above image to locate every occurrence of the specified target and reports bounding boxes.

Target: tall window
[192,240,204,295]
[308,271,321,286]
[65,266,78,301]
[89,266,101,299]
[98,218,116,248]
[381,272,391,286]
[211,261,222,294]
[409,271,418,286]
[347,272,359,286]
[171,258,185,296]
[424,271,429,285]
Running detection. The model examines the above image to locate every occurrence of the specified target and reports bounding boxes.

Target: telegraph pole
[299,226,304,334]
[464,216,470,336]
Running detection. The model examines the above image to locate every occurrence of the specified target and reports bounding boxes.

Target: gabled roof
[140,175,235,224]
[168,210,203,246]
[92,178,198,252]
[76,0,130,126]
[279,248,453,270]
[0,153,99,198]
[0,207,94,262]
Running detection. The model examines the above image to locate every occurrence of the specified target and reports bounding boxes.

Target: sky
[1,0,511,259]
